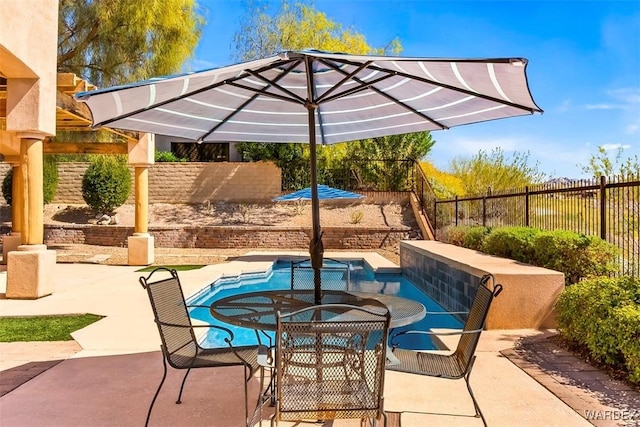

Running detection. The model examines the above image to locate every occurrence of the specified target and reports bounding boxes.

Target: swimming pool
[188,259,463,350]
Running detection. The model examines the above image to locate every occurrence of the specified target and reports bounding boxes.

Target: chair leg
[176,368,192,404]
[244,364,251,427]
[146,355,168,427]
[464,357,487,427]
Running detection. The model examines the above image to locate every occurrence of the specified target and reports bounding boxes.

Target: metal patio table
[209,289,426,331]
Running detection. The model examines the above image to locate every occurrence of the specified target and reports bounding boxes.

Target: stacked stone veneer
[400,240,565,329]
[0,161,282,204]
[401,245,478,320]
[41,224,410,249]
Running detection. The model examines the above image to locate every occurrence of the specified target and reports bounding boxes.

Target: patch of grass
[136,265,204,273]
[0,314,103,342]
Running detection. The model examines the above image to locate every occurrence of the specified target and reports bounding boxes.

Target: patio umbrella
[76,49,542,303]
[273,184,364,202]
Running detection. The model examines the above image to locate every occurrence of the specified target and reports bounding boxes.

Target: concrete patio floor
[0,251,636,426]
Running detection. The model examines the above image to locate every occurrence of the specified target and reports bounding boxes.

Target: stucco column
[1,156,23,264]
[6,133,56,299]
[127,133,154,265]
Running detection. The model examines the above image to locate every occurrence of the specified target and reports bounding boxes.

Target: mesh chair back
[140,268,198,364]
[290,258,351,291]
[275,303,390,422]
[454,275,503,370]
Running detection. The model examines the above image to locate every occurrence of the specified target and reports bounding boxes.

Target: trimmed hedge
[443,225,619,285]
[462,226,491,251]
[557,276,640,384]
[532,230,619,285]
[81,156,131,214]
[481,226,538,262]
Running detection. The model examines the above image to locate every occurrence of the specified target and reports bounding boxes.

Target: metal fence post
[433,199,438,234]
[600,175,607,240]
[482,196,487,227]
[525,186,530,226]
[455,196,459,227]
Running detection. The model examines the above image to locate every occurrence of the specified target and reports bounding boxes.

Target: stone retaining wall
[0,161,282,204]
[400,240,564,329]
[40,224,410,249]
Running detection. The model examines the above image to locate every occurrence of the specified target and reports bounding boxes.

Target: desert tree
[57,0,204,87]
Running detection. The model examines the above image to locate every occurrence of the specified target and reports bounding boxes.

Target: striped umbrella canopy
[274,185,364,202]
[76,50,542,303]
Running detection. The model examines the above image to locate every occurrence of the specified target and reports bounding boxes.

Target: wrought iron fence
[282,158,639,277]
[430,175,640,277]
[281,159,415,192]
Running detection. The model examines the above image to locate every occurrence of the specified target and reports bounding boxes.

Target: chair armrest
[156,320,236,342]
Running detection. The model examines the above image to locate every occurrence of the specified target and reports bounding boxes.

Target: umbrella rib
[365,62,542,114]
[197,59,304,141]
[196,90,263,141]
[322,60,448,129]
[314,59,373,104]
[244,64,308,106]
[90,57,296,129]
[318,73,397,104]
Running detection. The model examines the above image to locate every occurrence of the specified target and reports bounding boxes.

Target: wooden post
[135,166,149,234]
[20,137,44,245]
[10,161,23,234]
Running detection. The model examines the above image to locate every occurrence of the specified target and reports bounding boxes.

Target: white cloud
[607,87,640,105]
[585,103,622,110]
[583,88,640,111]
[626,124,639,134]
[601,143,631,151]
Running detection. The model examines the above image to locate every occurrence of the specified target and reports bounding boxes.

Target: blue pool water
[188,260,463,350]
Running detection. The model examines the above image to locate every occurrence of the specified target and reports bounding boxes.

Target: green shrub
[81,156,131,214]
[462,226,491,250]
[2,157,59,205]
[445,226,618,285]
[481,226,539,263]
[614,305,640,383]
[557,276,640,383]
[154,151,187,162]
[2,171,10,204]
[441,225,471,246]
[532,230,619,285]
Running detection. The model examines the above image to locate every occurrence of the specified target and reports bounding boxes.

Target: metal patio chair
[272,303,391,426]
[387,274,503,427]
[139,267,261,427]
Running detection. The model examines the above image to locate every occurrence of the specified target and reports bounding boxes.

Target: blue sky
[192,0,640,179]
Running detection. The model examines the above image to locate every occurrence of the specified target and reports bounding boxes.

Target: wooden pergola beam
[43,142,128,154]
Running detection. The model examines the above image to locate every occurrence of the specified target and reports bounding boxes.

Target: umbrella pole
[307,104,323,304]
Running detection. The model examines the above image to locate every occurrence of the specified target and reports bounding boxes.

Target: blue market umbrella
[274,185,364,202]
[76,50,542,303]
